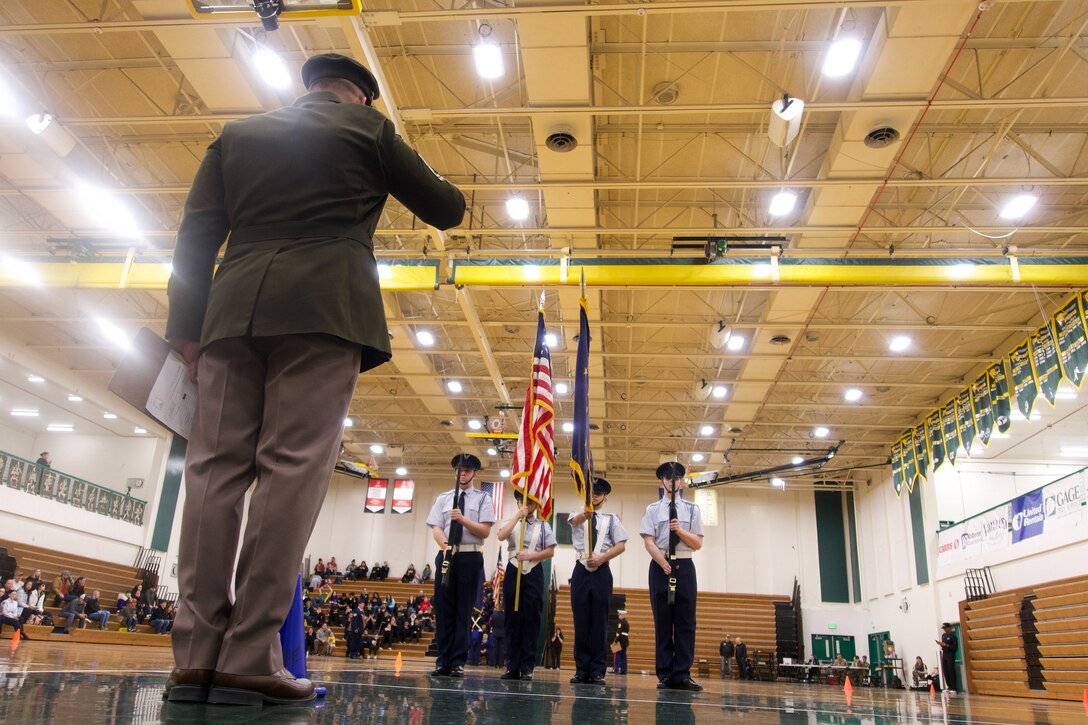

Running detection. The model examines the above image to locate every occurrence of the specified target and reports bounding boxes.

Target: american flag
[511,308,554,519]
[480,480,504,520]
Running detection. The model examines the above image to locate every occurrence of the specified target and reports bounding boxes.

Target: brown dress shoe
[207,669,316,705]
[162,668,214,702]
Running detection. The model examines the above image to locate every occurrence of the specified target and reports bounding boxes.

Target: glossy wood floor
[1,640,1085,724]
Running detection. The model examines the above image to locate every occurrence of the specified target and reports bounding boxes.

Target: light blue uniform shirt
[568,512,629,555]
[639,498,704,552]
[504,517,558,554]
[425,487,495,545]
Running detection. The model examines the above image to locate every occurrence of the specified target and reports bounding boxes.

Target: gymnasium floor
[1,642,1084,724]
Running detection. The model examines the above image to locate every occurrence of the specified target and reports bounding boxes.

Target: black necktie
[668,500,680,553]
[449,491,466,546]
[591,512,601,551]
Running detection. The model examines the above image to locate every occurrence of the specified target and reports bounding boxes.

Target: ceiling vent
[545,129,578,153]
[651,80,680,105]
[769,334,792,345]
[864,126,901,149]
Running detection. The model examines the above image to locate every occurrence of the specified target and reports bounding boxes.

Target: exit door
[811,634,856,660]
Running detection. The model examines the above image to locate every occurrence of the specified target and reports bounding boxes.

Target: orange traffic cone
[395,651,403,677]
[10,629,21,654]
[930,682,936,696]
[843,675,854,707]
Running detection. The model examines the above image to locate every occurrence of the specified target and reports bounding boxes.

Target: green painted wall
[814,491,850,603]
[150,435,187,551]
[908,484,930,585]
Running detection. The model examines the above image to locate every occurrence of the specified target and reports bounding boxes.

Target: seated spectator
[308,571,323,590]
[345,559,358,580]
[314,559,326,575]
[1,589,29,640]
[52,570,73,607]
[65,576,87,604]
[16,580,33,623]
[149,601,173,635]
[60,593,90,632]
[26,582,47,625]
[142,584,159,612]
[24,569,43,591]
[357,561,369,581]
[400,564,416,584]
[306,626,316,655]
[912,656,928,687]
[119,596,138,632]
[327,557,339,574]
[83,590,110,630]
[420,564,432,582]
[315,623,332,656]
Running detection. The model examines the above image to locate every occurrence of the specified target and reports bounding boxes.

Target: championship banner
[365,478,389,514]
[912,422,929,490]
[902,430,918,492]
[1030,323,1062,406]
[1010,340,1038,419]
[1053,294,1087,389]
[955,388,976,455]
[926,409,945,472]
[391,479,415,514]
[891,439,904,496]
[971,372,995,446]
[988,360,1013,433]
[942,399,959,466]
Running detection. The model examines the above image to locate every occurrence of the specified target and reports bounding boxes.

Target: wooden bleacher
[553,585,787,674]
[961,573,1088,702]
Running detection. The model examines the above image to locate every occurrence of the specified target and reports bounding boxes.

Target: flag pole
[514,513,526,611]
[514,295,545,612]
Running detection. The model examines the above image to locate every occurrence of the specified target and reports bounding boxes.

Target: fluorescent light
[711,385,728,399]
[77,184,140,238]
[768,191,797,217]
[726,335,746,351]
[991,431,1010,439]
[1056,390,1077,400]
[555,382,569,395]
[11,409,39,417]
[999,194,1037,221]
[67,394,83,402]
[889,336,911,352]
[0,79,17,117]
[771,477,786,488]
[700,424,715,436]
[468,419,483,430]
[506,197,530,221]
[822,38,862,77]
[692,453,705,463]
[447,380,463,393]
[95,317,133,350]
[133,427,147,435]
[473,42,505,79]
[844,388,863,402]
[500,469,510,478]
[25,112,52,135]
[814,426,830,438]
[395,466,408,476]
[544,333,558,348]
[103,412,117,419]
[1,255,42,286]
[343,417,354,427]
[370,444,384,454]
[792,456,804,465]
[562,422,574,433]
[27,375,45,383]
[47,423,74,433]
[487,447,498,456]
[1060,447,1088,457]
[252,47,292,89]
[415,330,435,347]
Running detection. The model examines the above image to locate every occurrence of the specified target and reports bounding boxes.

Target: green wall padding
[150,435,187,551]
[908,484,930,585]
[815,491,850,603]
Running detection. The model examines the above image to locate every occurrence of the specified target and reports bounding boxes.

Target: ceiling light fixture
[95,317,133,351]
[544,333,558,348]
[1,255,43,286]
[792,456,804,465]
[768,191,798,216]
[133,427,147,435]
[500,469,510,478]
[999,194,1038,220]
[844,388,863,402]
[395,466,408,476]
[562,422,574,433]
[415,330,435,347]
[692,453,705,462]
[711,385,728,399]
[487,447,498,456]
[47,423,74,432]
[473,42,504,79]
[11,409,39,417]
[77,183,141,239]
[814,426,830,438]
[700,424,715,436]
[25,112,53,135]
[889,336,912,352]
[555,382,569,395]
[103,412,118,419]
[726,335,746,351]
[771,477,786,488]
[447,380,463,393]
[252,47,292,89]
[768,95,804,148]
[1060,447,1088,457]
[67,394,83,402]
[370,444,384,454]
[343,417,354,427]
[822,38,862,77]
[27,375,45,383]
[468,419,483,430]
[506,196,530,221]
[1056,390,1077,400]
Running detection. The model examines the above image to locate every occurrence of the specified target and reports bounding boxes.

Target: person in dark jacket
[720,635,735,679]
[163,52,465,706]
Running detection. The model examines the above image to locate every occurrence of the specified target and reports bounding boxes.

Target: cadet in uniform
[426,454,494,677]
[568,477,629,684]
[496,491,557,680]
[640,462,704,691]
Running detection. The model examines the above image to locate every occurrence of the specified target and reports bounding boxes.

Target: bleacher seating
[552,585,787,673]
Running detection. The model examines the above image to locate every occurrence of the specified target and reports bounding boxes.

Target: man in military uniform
[164,53,465,706]
[426,454,495,677]
[568,477,628,684]
[640,462,704,691]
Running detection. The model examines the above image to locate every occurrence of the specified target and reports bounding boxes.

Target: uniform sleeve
[166,134,231,342]
[478,493,496,523]
[611,516,629,544]
[542,522,558,549]
[379,120,466,230]
[689,502,705,536]
[425,494,446,529]
[638,504,656,538]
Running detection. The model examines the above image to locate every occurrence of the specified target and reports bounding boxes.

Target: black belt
[228,222,373,249]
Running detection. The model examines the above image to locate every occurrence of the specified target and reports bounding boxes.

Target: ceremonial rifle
[441,461,463,587]
[668,472,679,606]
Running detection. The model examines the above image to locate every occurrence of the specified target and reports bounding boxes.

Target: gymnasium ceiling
[0,0,1087,492]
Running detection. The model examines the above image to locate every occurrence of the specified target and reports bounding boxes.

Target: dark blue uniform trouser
[614,647,628,674]
[571,561,613,678]
[648,559,697,684]
[501,562,544,674]
[434,550,482,669]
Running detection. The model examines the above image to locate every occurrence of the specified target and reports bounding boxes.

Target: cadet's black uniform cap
[301,53,380,101]
[592,477,612,495]
[451,453,482,470]
[655,461,686,480]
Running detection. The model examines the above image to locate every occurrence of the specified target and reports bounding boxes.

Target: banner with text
[365,478,389,514]
[391,479,415,514]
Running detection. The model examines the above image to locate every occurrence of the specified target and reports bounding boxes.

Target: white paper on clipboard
[145,352,198,438]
